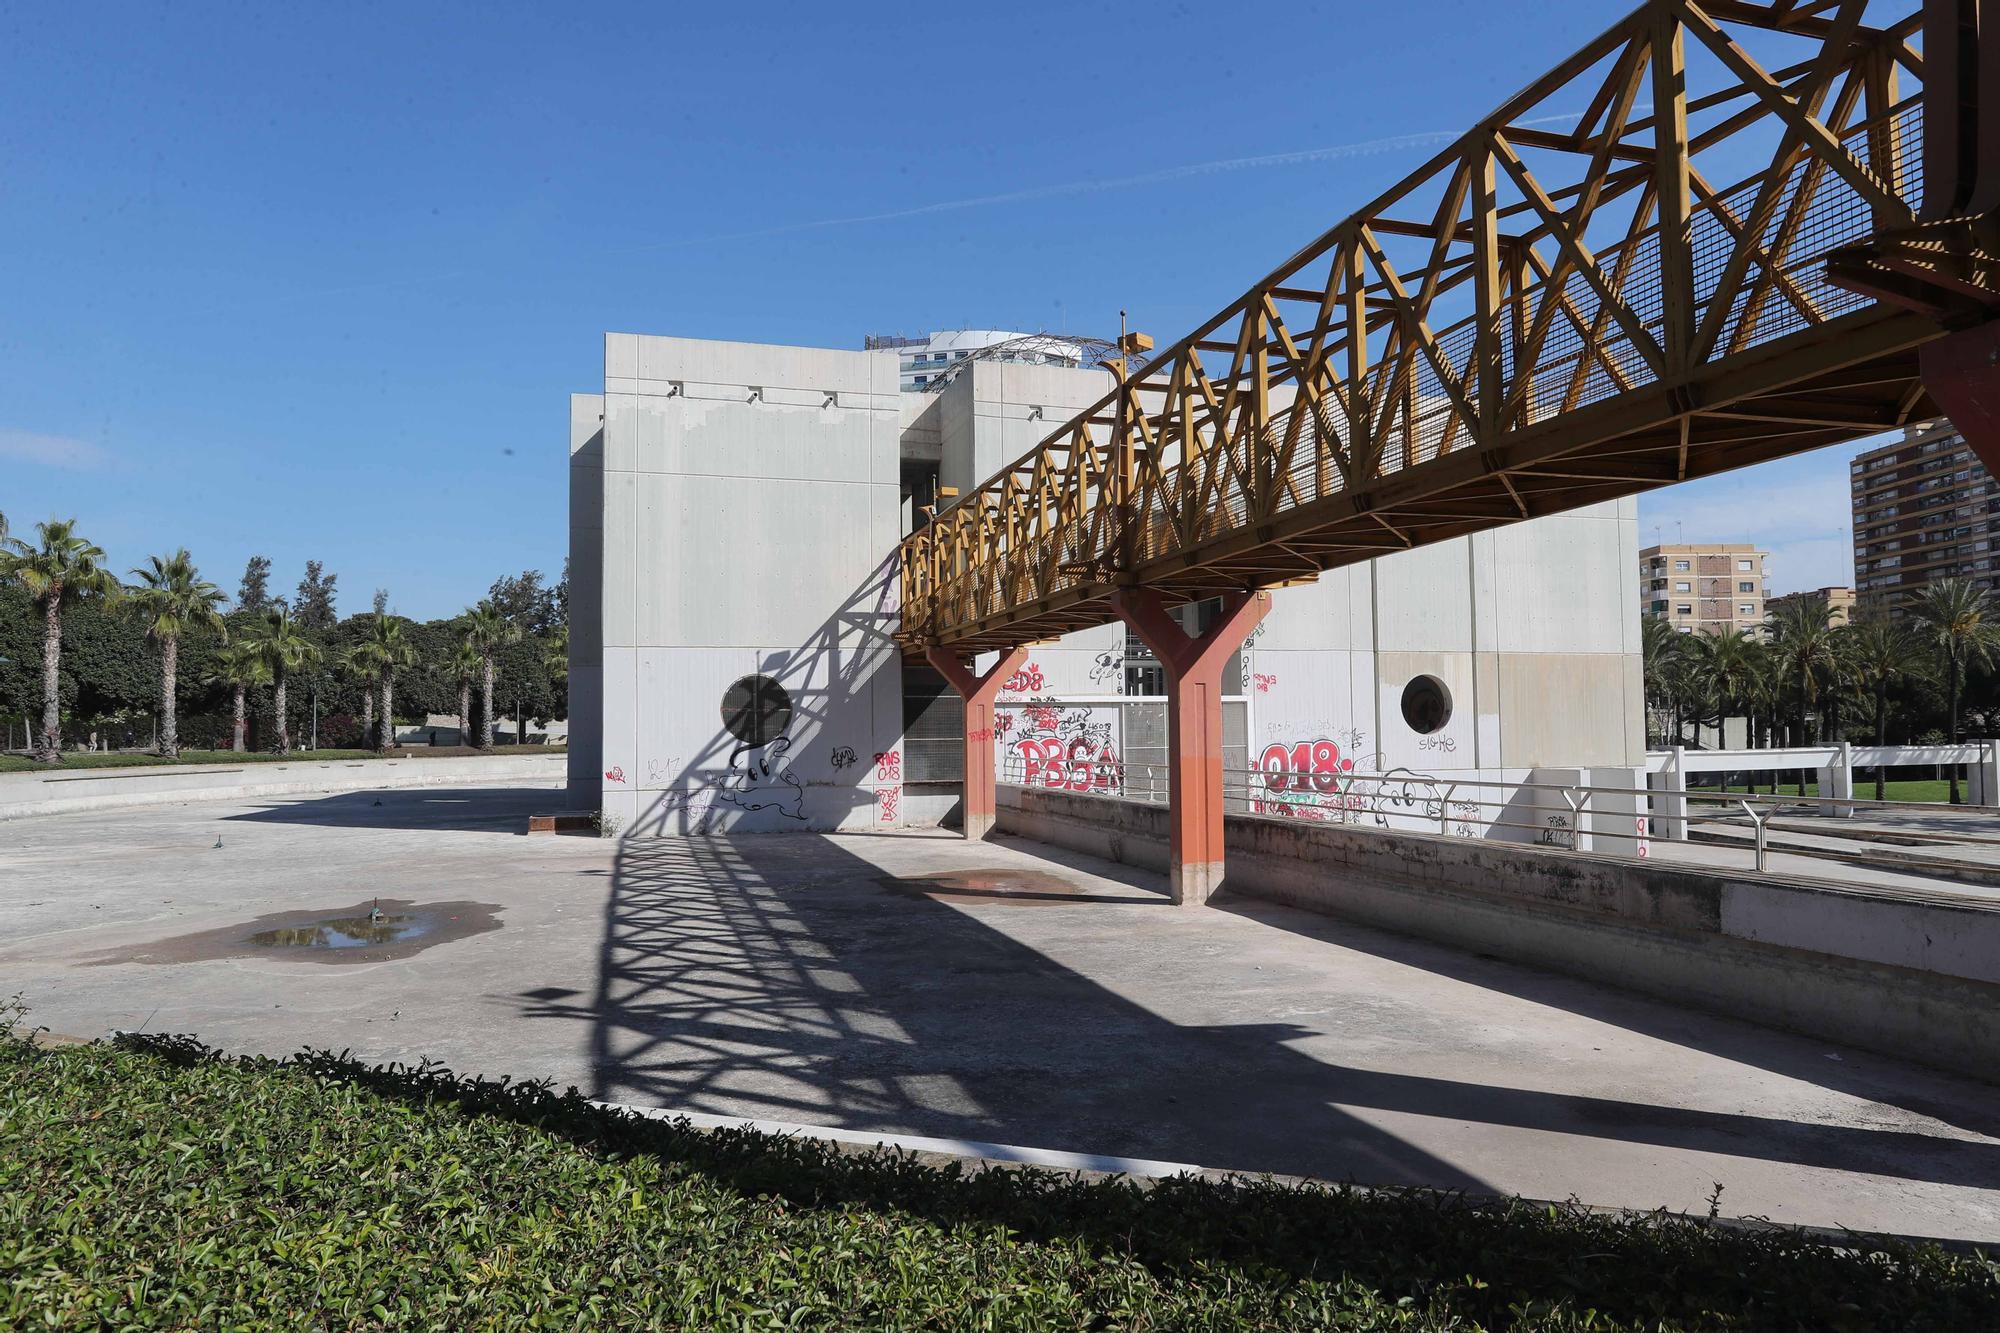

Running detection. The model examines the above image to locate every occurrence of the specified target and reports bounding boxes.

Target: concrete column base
[1173,860,1227,908]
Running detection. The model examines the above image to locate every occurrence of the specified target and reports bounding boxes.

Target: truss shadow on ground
[514,832,2000,1195]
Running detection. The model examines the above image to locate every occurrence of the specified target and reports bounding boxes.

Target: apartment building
[1768,585,1857,627]
[1639,543,1770,636]
[1852,420,2000,615]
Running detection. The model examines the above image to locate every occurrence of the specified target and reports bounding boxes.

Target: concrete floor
[5,784,2000,1243]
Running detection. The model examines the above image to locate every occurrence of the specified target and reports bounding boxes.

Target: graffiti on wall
[1000,704,1123,793]
[1253,737,1362,820]
[1001,662,1045,695]
[717,734,807,821]
[1089,652,1123,691]
[831,746,857,772]
[873,749,902,826]
[1251,730,1477,836]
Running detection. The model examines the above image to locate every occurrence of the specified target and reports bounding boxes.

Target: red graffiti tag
[1252,739,1361,817]
[875,785,901,824]
[604,766,626,785]
[1002,663,1044,693]
[1252,673,1278,694]
[1014,736,1123,794]
[966,728,993,743]
[872,750,902,782]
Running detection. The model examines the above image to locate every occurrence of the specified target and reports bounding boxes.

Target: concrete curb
[590,1099,1998,1254]
[0,753,567,821]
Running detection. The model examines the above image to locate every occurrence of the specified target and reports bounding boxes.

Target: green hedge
[2,1020,1994,1329]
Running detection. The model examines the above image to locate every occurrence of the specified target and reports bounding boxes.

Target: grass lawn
[0,745,565,775]
[3,1018,1994,1330]
[1713,778,1960,804]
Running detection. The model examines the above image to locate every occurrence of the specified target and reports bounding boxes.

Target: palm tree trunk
[37,586,63,763]
[360,690,374,749]
[232,684,247,752]
[159,635,179,759]
[458,681,470,747]
[274,665,290,756]
[1949,652,1964,804]
[1873,685,1889,802]
[481,657,495,750]
[380,677,395,752]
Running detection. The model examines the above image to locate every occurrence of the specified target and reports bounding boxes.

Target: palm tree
[449,640,482,747]
[1768,594,1840,794]
[125,550,227,760]
[1845,614,1921,801]
[340,640,386,748]
[1640,617,1685,747]
[363,614,417,752]
[461,600,521,749]
[242,607,322,756]
[545,625,569,686]
[210,642,269,753]
[1909,577,2000,803]
[0,519,120,762]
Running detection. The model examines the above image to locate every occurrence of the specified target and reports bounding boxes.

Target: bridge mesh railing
[910,97,1922,637]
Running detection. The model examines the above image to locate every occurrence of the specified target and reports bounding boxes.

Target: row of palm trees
[1643,577,2000,801]
[0,514,544,764]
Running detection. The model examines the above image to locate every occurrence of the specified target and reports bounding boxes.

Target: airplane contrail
[632,112,1586,253]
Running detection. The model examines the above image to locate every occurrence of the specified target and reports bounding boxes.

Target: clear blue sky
[0,1,1861,618]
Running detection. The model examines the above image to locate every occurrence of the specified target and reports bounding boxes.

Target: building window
[1676,604,1693,615]
[1738,581,1755,593]
[1737,559,1753,571]
[1674,560,1690,571]
[1673,581,1690,592]
[1739,604,1755,616]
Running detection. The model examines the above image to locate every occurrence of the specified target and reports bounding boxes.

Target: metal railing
[998,756,2000,890]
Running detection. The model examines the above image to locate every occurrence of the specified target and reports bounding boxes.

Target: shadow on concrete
[1210,894,2000,1143]
[516,831,2000,1194]
[518,833,1488,1191]
[224,786,560,835]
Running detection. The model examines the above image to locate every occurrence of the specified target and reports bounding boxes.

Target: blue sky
[0,1,1864,618]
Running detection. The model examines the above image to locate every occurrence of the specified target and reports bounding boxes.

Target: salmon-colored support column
[925,645,1029,841]
[1922,323,2000,475]
[1110,588,1271,906]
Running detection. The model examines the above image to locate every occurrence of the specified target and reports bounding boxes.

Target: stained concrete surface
[3,785,1998,1242]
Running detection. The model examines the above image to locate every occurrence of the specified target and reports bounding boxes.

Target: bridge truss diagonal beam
[897,0,2000,656]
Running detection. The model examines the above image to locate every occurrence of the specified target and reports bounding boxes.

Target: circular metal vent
[721,675,792,746]
[1400,675,1453,736]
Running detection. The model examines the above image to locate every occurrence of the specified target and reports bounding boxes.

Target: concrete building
[864,329,1084,393]
[1768,585,1857,628]
[570,331,1644,843]
[1852,420,2000,616]
[1639,543,1770,636]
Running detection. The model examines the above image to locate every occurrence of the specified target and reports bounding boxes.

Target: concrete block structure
[570,331,1644,839]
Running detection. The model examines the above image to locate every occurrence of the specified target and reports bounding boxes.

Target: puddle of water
[81,899,502,966]
[877,868,1155,907]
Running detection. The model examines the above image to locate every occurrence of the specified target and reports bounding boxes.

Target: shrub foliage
[1,1018,1994,1330]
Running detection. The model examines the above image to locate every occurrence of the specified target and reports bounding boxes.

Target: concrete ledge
[0,753,567,821]
[997,784,2000,1082]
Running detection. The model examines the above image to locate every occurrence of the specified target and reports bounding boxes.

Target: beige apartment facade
[1768,585,1856,627]
[1639,544,1770,637]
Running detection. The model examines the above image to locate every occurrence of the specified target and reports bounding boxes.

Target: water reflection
[250,912,429,950]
